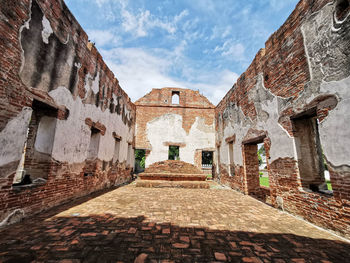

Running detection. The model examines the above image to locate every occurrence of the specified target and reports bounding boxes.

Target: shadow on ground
[0,188,349,262]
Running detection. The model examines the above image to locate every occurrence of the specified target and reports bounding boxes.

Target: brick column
[243,144,260,195]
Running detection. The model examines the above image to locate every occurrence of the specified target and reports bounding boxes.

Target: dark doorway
[202,151,213,168]
[135,149,146,173]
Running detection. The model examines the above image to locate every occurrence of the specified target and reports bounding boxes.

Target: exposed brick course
[144,160,204,175]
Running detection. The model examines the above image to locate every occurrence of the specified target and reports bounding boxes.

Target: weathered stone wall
[135,88,215,169]
[215,0,350,238]
[0,0,136,225]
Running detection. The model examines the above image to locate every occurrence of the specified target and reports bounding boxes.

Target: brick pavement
[0,183,349,262]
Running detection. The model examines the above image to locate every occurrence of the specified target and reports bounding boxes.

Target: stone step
[135,180,210,189]
[138,173,207,181]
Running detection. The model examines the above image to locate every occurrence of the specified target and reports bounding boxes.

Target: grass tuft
[259,177,269,187]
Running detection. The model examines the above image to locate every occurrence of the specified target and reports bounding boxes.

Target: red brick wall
[215,0,350,239]
[0,0,135,224]
[135,88,215,150]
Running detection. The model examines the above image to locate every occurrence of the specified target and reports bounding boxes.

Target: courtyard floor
[0,182,349,262]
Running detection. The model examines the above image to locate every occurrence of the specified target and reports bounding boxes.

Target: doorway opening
[168,145,179,160]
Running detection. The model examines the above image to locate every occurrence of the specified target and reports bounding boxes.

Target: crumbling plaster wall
[135,88,216,169]
[216,0,350,238]
[301,1,350,167]
[0,0,135,225]
[1,0,135,172]
[49,87,134,165]
[146,114,215,166]
[0,108,33,169]
[218,75,295,168]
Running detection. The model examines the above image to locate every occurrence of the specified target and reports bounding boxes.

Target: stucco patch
[49,87,134,164]
[0,108,32,167]
[41,16,53,44]
[146,114,215,167]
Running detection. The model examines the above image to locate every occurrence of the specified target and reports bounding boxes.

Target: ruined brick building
[135,88,215,174]
[0,0,135,226]
[0,0,349,241]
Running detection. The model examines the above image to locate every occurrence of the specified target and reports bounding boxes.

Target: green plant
[135,149,146,168]
[168,146,179,160]
[323,155,328,171]
[140,156,145,168]
[257,144,266,166]
[326,180,332,191]
[259,177,270,187]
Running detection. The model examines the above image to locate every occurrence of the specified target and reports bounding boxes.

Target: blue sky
[65,0,299,104]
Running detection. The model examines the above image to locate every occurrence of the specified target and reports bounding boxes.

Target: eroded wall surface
[215,0,350,238]
[135,88,215,169]
[0,0,135,225]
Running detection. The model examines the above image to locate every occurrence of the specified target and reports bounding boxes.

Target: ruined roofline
[135,87,215,108]
[135,104,215,110]
[56,0,134,108]
[215,0,312,109]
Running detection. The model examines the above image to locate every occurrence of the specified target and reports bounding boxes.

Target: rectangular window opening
[168,145,180,160]
[135,149,146,173]
[113,138,121,163]
[228,141,234,176]
[292,115,332,194]
[217,146,221,174]
[13,105,57,187]
[258,143,269,188]
[87,127,101,160]
[202,151,213,168]
[127,143,133,166]
[171,91,180,104]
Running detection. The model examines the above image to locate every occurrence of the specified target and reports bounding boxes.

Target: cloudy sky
[65,0,299,105]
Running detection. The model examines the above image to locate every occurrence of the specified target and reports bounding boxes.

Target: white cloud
[188,0,216,13]
[183,70,239,105]
[222,43,245,58]
[101,48,183,101]
[121,9,150,37]
[174,9,189,23]
[100,47,237,105]
[267,0,297,11]
[86,29,121,47]
[173,40,187,60]
[94,0,108,8]
[221,26,231,38]
[119,5,187,37]
[181,18,204,42]
[92,0,188,37]
[214,41,246,61]
[92,0,127,21]
[94,0,127,8]
[210,26,232,40]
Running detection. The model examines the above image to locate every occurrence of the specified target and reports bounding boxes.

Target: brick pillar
[243,144,260,195]
[194,150,202,169]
